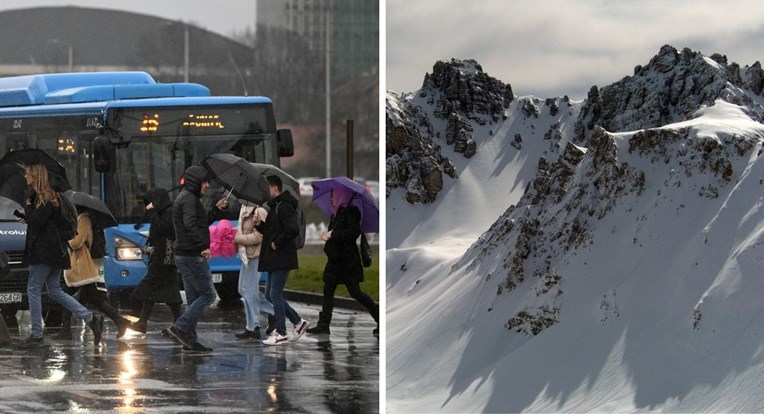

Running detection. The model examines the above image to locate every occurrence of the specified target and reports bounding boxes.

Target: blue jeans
[264,270,301,336]
[28,264,93,338]
[174,255,217,342]
[238,260,274,331]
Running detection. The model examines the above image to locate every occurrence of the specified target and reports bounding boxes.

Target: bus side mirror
[277,129,294,157]
[93,134,111,173]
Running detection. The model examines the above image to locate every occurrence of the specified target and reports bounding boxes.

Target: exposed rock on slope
[575,45,764,144]
[386,58,514,203]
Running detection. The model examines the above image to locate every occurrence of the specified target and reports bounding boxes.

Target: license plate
[212,273,223,283]
[0,292,22,304]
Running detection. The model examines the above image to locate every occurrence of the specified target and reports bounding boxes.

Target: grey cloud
[387,0,764,98]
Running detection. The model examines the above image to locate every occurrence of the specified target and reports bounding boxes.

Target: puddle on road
[0,304,379,413]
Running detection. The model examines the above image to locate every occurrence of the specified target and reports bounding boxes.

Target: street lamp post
[325,1,332,178]
[183,25,189,83]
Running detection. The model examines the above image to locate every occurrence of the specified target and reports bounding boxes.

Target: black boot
[89,314,104,346]
[306,312,331,334]
[98,301,130,339]
[130,302,154,334]
[115,316,131,339]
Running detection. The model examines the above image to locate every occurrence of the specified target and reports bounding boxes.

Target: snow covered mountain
[386,45,763,412]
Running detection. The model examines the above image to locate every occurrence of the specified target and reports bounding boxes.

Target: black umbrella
[64,190,118,228]
[201,154,270,205]
[0,164,28,207]
[0,148,71,206]
[249,163,300,201]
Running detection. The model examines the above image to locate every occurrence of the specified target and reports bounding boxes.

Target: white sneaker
[262,334,289,346]
[291,319,310,342]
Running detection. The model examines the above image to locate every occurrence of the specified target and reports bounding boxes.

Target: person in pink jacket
[233,205,273,339]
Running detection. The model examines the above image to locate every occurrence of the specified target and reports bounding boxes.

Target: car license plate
[212,273,223,283]
[0,292,22,304]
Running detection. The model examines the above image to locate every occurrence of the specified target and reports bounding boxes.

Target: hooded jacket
[256,190,299,271]
[234,205,268,263]
[172,165,221,256]
[129,187,183,305]
[144,187,174,245]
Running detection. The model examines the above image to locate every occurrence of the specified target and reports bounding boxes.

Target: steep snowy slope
[386,47,763,412]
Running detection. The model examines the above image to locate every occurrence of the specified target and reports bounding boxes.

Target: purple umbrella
[311,176,379,233]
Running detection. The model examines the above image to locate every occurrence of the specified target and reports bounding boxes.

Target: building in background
[0,4,379,181]
[256,0,378,85]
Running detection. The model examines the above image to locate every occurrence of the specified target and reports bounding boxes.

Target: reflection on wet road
[0,303,379,413]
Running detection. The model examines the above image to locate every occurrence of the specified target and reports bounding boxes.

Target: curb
[283,289,374,312]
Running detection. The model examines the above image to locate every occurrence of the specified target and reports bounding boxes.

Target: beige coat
[63,213,101,287]
[234,206,267,264]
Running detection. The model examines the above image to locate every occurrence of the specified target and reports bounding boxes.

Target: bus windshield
[105,133,272,222]
[104,104,277,221]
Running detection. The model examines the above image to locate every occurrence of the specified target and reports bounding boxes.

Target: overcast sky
[386,0,765,99]
[0,0,256,38]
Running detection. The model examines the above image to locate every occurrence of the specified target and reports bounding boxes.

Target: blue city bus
[0,72,293,319]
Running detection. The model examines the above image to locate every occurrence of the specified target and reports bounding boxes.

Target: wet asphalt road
[0,301,379,413]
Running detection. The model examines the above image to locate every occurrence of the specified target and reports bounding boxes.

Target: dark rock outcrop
[574,45,764,144]
[386,59,514,202]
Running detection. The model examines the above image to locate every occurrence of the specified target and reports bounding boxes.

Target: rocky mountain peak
[575,44,764,144]
[387,46,763,205]
[422,58,514,123]
[386,59,514,203]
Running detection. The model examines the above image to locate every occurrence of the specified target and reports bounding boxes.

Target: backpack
[90,223,106,259]
[276,201,306,250]
[56,192,78,241]
[359,233,372,268]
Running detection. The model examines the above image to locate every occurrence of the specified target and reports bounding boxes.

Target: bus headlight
[114,236,143,261]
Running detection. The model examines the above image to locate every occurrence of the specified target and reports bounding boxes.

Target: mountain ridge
[385,44,764,412]
[386,44,763,205]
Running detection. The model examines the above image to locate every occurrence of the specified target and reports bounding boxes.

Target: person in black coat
[165,165,228,353]
[257,175,309,346]
[129,188,183,333]
[307,187,379,335]
[16,163,104,347]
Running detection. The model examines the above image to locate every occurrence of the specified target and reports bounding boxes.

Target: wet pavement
[0,302,379,413]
